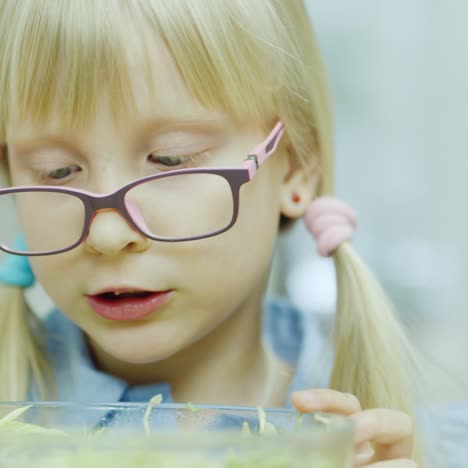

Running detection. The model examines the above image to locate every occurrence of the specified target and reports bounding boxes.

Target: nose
[84,209,150,256]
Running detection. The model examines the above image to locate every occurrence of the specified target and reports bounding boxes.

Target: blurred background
[1,1,467,402]
[269,0,468,401]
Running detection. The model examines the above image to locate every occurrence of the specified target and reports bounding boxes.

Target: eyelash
[37,165,81,184]
[34,151,210,184]
[147,151,210,169]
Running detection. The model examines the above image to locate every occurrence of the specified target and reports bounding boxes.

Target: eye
[148,155,184,167]
[147,151,209,169]
[42,165,81,181]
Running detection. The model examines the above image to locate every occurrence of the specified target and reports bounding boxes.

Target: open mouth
[98,291,154,301]
[88,289,173,321]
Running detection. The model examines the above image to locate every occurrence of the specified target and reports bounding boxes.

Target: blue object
[0,235,35,288]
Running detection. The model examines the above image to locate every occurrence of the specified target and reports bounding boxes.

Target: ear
[279,153,319,219]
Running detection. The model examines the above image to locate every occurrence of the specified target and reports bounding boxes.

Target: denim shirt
[29,298,468,468]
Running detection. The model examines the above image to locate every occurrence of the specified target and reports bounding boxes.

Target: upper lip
[88,286,163,296]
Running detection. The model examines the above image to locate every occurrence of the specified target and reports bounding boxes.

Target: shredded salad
[0,397,347,468]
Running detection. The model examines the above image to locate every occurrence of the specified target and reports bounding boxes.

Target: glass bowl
[0,402,354,467]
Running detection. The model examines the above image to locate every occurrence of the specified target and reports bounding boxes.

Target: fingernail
[354,414,377,443]
[354,450,374,465]
[293,391,317,410]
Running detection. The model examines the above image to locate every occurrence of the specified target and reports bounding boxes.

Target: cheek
[237,161,283,241]
[17,202,44,249]
[16,192,85,253]
[186,170,281,295]
[29,256,62,287]
[28,253,80,314]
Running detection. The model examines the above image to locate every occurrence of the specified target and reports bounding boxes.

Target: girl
[0,0,459,466]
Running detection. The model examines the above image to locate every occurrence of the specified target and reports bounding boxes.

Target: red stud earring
[292,193,301,203]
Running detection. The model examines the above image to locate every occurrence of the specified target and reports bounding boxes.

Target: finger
[364,459,418,468]
[291,389,361,415]
[354,447,375,467]
[355,440,375,460]
[351,409,413,459]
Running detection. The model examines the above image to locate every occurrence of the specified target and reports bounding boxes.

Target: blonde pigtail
[330,243,426,465]
[0,284,51,401]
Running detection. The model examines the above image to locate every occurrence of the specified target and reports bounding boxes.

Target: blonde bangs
[142,0,296,123]
[0,0,129,136]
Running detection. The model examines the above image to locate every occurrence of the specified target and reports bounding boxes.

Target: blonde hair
[0,0,425,462]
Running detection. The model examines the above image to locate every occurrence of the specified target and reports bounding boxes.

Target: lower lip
[87,291,173,321]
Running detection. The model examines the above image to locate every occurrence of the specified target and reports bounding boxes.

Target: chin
[111,351,169,365]
[88,314,214,366]
[97,332,186,365]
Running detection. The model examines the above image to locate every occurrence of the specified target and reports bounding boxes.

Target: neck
[87,291,287,406]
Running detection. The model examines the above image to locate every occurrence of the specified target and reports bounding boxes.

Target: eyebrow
[9,135,81,157]
[137,116,228,141]
[9,116,228,157]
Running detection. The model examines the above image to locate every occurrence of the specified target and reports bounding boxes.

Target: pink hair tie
[304,196,357,257]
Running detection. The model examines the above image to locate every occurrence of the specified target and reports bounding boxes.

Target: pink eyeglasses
[0,122,285,256]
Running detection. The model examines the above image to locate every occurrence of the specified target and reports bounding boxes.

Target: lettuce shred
[143,394,163,436]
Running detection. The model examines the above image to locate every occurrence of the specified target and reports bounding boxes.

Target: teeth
[113,290,138,296]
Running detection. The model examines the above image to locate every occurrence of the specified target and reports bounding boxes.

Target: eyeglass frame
[0,121,285,256]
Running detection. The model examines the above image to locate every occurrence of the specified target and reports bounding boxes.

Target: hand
[291,389,417,467]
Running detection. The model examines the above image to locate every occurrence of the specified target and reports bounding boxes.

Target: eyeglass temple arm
[243,121,285,179]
